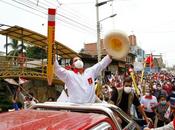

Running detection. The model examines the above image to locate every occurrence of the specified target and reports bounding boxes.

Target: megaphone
[103,30,130,60]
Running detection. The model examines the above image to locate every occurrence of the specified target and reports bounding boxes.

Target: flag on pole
[145,54,154,68]
[129,69,140,96]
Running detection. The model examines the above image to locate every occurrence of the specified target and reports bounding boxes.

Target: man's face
[123,82,132,94]
[72,57,84,69]
[159,97,166,102]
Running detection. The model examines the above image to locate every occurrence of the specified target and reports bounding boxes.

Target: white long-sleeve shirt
[54,55,112,103]
[140,95,158,112]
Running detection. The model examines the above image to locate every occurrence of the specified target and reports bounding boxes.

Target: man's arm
[90,55,112,78]
[133,94,149,124]
[133,94,151,124]
[137,105,149,124]
[54,58,69,82]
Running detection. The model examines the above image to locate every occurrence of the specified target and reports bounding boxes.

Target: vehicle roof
[0,109,109,130]
[31,102,131,129]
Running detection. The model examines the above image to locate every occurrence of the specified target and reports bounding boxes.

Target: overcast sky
[0,0,175,67]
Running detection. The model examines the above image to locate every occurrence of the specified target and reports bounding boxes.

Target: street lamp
[99,14,117,22]
[96,0,116,63]
[96,0,113,7]
[96,13,117,63]
[96,0,116,83]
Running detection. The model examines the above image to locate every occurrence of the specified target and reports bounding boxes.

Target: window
[112,108,139,130]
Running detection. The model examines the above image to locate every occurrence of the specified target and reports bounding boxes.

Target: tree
[4,39,26,56]
[26,46,47,59]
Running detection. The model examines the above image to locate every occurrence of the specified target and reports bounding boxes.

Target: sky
[0,0,175,67]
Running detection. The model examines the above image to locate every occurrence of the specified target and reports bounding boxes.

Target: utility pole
[95,0,116,83]
[96,0,102,83]
[96,0,101,63]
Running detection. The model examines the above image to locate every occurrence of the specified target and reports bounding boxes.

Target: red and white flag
[19,77,29,84]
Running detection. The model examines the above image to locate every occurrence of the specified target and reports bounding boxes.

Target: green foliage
[4,39,26,56]
[0,80,13,112]
[26,46,47,59]
[4,38,46,59]
[0,99,13,112]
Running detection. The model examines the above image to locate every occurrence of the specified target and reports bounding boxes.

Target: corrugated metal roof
[0,24,79,59]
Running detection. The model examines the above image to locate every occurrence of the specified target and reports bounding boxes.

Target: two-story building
[145,54,165,73]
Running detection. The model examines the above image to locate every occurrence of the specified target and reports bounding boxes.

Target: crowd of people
[55,54,175,129]
[8,54,175,129]
[97,70,175,128]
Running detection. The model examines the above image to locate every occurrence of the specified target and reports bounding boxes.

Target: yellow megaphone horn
[103,30,130,60]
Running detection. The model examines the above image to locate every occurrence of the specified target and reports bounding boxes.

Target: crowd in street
[9,54,175,129]
[54,54,175,129]
[96,69,175,129]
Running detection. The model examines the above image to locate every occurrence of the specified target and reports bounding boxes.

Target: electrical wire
[3,0,94,33]
[41,0,96,29]
[0,0,47,19]
[20,0,96,32]
[32,0,96,31]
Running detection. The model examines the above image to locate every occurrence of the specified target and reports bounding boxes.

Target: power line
[11,0,47,15]
[41,0,96,29]
[59,1,94,5]
[9,0,96,33]
[0,0,46,19]
[139,30,175,34]
[35,0,96,29]
[28,0,96,32]
[0,0,96,35]
[36,0,96,33]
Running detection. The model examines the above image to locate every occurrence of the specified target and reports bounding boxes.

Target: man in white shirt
[54,55,112,103]
[140,88,158,123]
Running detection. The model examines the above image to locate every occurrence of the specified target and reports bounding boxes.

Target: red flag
[145,54,153,68]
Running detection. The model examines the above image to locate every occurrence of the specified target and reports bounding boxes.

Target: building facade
[145,54,165,73]
[79,41,136,81]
